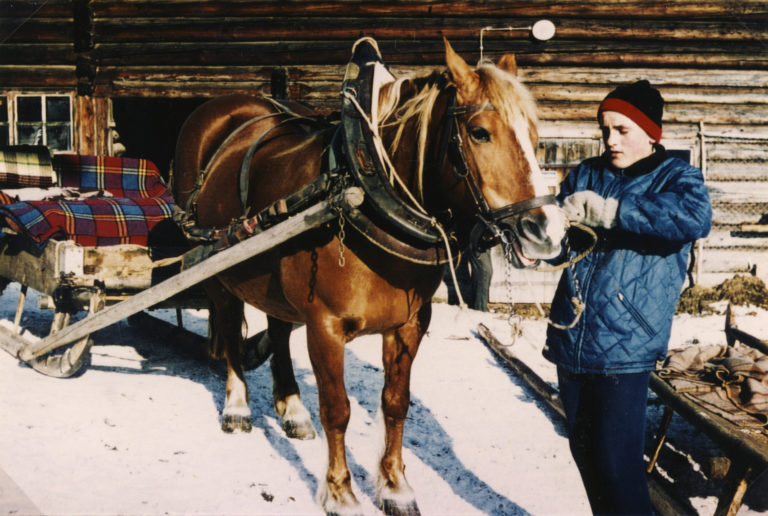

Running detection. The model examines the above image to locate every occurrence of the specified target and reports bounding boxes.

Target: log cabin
[1,0,767,287]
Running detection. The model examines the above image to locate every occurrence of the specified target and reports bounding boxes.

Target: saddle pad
[0,154,174,247]
[0,146,55,188]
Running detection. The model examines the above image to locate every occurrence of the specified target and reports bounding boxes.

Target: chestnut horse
[173,39,566,515]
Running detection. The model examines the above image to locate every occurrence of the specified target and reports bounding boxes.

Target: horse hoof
[379,498,421,516]
[221,414,252,433]
[283,418,316,440]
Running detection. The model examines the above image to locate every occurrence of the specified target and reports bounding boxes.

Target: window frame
[0,91,74,151]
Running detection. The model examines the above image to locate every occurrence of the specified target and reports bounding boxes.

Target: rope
[341,90,428,215]
[432,220,468,310]
[342,88,469,310]
[534,222,597,273]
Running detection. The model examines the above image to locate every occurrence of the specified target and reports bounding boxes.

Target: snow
[1,282,767,516]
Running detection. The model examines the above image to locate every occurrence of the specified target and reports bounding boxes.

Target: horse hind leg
[206,280,252,433]
[267,316,316,440]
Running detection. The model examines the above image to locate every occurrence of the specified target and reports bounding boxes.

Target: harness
[177,37,562,269]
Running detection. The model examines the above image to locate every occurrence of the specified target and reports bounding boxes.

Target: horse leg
[307,318,361,515]
[266,316,316,440]
[207,280,252,433]
[376,304,430,516]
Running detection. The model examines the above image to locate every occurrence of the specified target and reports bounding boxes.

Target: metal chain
[502,243,523,344]
[336,208,346,268]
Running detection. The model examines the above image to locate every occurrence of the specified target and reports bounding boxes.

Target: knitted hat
[598,80,664,141]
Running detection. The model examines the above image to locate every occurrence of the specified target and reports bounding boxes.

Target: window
[0,93,73,151]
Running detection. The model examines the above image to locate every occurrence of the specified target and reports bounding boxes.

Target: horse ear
[497,53,518,76]
[444,37,479,98]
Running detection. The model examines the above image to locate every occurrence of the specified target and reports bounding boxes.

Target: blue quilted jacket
[543,149,712,374]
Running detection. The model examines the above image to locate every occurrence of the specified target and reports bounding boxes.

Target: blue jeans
[557,367,654,515]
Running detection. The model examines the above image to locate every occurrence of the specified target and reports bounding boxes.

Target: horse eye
[468,126,491,143]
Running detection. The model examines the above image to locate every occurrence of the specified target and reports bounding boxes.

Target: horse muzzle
[471,198,567,269]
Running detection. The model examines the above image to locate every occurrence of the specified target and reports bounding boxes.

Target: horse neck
[381,81,453,215]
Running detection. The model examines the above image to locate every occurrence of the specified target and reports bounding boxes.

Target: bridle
[435,87,556,251]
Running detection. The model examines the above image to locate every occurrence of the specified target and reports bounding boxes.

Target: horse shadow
[73,314,532,515]
[250,347,534,516]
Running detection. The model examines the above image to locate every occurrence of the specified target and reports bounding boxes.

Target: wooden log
[89,1,768,20]
[73,41,768,70]
[0,66,77,88]
[73,95,96,154]
[88,17,768,45]
[738,224,768,233]
[521,67,768,89]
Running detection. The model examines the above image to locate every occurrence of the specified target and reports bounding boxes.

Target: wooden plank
[650,373,768,468]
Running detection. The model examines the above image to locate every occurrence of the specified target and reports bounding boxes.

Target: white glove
[562,190,619,229]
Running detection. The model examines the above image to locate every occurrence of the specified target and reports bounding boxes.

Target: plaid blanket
[0,145,55,188]
[0,154,174,247]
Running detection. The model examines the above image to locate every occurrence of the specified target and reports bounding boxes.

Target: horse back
[172,94,319,218]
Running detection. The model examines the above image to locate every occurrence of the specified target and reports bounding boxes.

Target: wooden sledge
[647,304,768,516]
[0,186,364,378]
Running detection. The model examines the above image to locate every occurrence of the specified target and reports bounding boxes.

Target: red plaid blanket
[0,154,174,247]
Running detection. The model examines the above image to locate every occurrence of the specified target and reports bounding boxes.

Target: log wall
[2,0,768,283]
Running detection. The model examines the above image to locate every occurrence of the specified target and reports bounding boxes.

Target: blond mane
[377,62,538,204]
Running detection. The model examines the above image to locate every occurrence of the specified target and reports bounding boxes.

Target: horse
[172,38,567,516]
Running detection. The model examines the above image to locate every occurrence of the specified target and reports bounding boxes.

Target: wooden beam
[89,1,768,20]
[73,95,96,154]
[88,17,768,45]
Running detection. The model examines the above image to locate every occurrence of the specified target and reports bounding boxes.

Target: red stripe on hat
[598,98,662,142]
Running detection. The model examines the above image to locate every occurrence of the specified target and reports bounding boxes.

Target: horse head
[381,39,567,268]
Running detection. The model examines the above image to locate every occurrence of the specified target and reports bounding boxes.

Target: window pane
[46,96,70,122]
[17,123,43,145]
[0,126,8,146]
[46,124,71,150]
[0,96,7,123]
[18,97,42,122]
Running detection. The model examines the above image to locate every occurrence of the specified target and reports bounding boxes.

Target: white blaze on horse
[173,38,566,516]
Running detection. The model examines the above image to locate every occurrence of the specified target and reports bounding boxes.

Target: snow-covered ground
[1,282,767,516]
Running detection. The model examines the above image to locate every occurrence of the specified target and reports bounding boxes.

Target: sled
[478,323,703,516]
[648,304,768,516]
[0,147,362,378]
